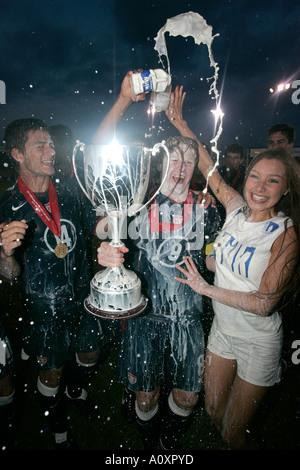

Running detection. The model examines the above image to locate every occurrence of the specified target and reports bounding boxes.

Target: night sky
[0,0,299,154]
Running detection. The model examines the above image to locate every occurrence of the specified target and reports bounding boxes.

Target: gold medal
[54,242,69,258]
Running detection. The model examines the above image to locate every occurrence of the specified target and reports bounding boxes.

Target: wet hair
[224,143,244,160]
[164,135,199,166]
[4,118,49,156]
[244,148,300,304]
[268,123,295,144]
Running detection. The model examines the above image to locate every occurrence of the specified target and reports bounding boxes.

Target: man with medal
[0,118,106,449]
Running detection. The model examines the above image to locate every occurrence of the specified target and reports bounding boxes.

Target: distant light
[270,82,291,93]
[277,83,291,92]
[211,106,224,120]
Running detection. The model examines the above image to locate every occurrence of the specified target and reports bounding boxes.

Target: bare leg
[136,387,160,413]
[172,388,199,410]
[0,374,14,397]
[204,350,237,432]
[205,350,268,449]
[39,367,63,388]
[222,375,267,449]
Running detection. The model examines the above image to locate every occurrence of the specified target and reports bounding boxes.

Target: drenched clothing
[117,191,220,391]
[207,321,283,386]
[0,178,105,370]
[209,205,292,386]
[213,206,292,337]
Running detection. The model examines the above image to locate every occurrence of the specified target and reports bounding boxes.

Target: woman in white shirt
[167,85,300,449]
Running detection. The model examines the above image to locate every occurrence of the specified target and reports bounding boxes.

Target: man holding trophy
[95,71,220,450]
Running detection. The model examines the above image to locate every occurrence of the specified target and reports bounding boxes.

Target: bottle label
[140,70,154,92]
[130,69,171,95]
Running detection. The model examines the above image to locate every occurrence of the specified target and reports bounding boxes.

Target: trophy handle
[72,140,91,202]
[128,142,170,217]
[146,142,170,205]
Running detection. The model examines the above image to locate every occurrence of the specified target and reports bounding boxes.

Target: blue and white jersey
[213,206,293,337]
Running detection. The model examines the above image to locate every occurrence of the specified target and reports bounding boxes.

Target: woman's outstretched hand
[175,256,209,295]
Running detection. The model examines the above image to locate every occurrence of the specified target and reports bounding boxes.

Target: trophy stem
[84,209,148,319]
[108,211,125,248]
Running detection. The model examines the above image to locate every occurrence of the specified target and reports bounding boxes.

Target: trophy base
[84,296,148,320]
[84,265,148,320]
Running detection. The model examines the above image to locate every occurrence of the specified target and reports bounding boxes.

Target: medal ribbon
[230,167,241,188]
[17,177,61,238]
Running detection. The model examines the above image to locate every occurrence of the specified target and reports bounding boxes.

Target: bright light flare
[270,82,291,93]
[102,141,124,164]
[211,106,224,121]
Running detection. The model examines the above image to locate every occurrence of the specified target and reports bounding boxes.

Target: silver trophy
[73,142,169,320]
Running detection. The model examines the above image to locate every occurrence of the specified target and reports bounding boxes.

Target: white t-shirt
[213,206,293,338]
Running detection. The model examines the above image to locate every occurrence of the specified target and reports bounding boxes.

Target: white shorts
[207,321,283,387]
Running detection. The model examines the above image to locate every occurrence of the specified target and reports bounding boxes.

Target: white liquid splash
[154,11,223,172]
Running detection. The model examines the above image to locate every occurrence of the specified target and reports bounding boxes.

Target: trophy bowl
[73,142,169,320]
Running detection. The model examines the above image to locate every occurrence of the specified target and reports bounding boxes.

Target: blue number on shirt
[237,246,256,277]
[219,232,256,278]
[168,241,183,262]
[60,224,72,247]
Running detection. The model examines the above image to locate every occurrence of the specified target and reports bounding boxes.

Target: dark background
[0,0,299,152]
